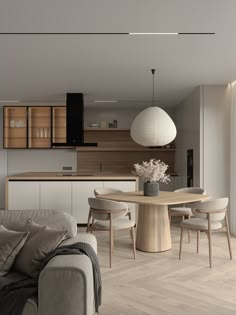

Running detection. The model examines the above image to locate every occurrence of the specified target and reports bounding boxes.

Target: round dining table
[98,190,209,253]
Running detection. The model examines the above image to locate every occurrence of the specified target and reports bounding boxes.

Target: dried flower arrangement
[133,159,170,183]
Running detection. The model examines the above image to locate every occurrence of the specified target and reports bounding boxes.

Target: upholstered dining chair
[87,197,136,268]
[179,197,232,268]
[94,187,132,220]
[169,187,207,242]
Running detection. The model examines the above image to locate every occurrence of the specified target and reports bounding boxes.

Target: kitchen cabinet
[3,106,66,149]
[4,107,27,148]
[6,177,138,223]
[28,107,51,148]
[72,181,103,223]
[40,181,72,215]
[8,181,40,210]
[52,106,66,144]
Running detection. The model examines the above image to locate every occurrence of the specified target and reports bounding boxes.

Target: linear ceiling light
[130,32,215,35]
[0,100,20,103]
[129,33,178,35]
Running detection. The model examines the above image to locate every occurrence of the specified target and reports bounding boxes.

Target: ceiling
[0,0,235,108]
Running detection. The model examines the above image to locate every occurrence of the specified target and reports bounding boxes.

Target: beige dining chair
[179,197,232,268]
[169,187,206,242]
[87,197,136,268]
[94,187,132,220]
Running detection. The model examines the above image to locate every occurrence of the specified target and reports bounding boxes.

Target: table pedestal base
[136,204,172,252]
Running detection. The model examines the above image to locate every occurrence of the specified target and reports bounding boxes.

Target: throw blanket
[0,242,102,315]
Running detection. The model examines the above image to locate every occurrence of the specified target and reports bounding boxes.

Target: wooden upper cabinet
[28,107,51,148]
[3,105,67,149]
[52,106,66,144]
[4,107,27,148]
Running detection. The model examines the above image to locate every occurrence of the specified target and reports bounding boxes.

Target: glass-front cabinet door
[4,107,27,148]
[52,106,66,145]
[3,106,68,149]
[28,107,51,148]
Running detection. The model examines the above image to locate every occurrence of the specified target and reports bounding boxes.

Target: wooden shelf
[84,128,130,131]
[76,147,175,152]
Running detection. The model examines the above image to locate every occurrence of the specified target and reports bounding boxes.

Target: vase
[143,181,159,196]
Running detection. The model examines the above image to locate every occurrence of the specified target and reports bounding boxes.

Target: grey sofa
[0,209,97,315]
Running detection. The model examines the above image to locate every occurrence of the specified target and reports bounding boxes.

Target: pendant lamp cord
[151,69,156,107]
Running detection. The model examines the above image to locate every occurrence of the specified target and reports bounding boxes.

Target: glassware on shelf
[44,128,48,138]
[40,128,44,138]
[10,120,15,127]
[100,121,107,128]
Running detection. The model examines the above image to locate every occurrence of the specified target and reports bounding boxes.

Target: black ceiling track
[0,32,215,35]
[0,32,129,35]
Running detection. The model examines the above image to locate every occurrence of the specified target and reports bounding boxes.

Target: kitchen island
[5,172,138,223]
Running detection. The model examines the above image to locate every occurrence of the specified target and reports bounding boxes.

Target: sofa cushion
[0,210,77,237]
[14,225,67,277]
[0,225,29,276]
[13,219,46,236]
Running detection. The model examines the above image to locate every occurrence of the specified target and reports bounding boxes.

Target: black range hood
[52,93,97,147]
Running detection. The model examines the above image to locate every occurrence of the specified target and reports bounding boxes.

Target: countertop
[6,172,139,181]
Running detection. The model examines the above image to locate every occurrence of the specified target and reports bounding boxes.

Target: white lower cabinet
[40,181,72,215]
[8,181,40,210]
[72,181,103,223]
[103,180,137,221]
[7,179,137,223]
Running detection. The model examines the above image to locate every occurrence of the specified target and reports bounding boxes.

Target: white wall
[200,85,230,198]
[175,85,230,199]
[175,87,201,188]
[7,149,77,176]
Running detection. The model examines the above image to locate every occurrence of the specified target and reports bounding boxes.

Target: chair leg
[225,213,233,260]
[90,218,95,234]
[130,227,136,259]
[179,226,184,260]
[109,230,114,268]
[207,213,212,268]
[197,231,200,253]
[109,215,114,268]
[86,210,92,232]
[188,214,191,243]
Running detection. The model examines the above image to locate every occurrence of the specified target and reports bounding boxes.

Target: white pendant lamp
[130,69,177,147]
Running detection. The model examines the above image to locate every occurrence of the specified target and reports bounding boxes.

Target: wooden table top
[98,191,210,206]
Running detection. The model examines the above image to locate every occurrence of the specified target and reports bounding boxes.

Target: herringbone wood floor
[81,226,236,315]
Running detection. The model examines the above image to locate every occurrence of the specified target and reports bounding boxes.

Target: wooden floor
[80,226,236,315]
